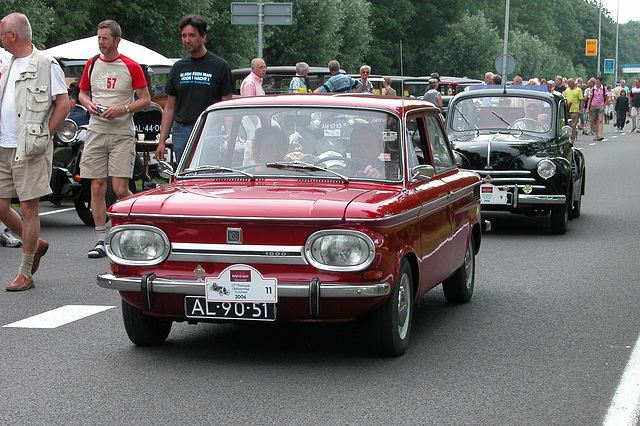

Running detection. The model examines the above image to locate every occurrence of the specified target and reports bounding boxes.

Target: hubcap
[397,273,410,339]
[464,245,474,290]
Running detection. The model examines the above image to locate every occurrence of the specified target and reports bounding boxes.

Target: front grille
[475,170,536,185]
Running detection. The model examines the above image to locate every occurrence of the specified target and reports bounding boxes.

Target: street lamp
[597,0,602,76]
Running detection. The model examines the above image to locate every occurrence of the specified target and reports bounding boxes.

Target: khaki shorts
[0,146,53,201]
[80,130,135,179]
[590,105,605,121]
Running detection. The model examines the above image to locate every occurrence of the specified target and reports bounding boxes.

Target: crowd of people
[483,71,640,142]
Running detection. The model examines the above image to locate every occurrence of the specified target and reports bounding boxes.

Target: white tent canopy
[43,35,174,67]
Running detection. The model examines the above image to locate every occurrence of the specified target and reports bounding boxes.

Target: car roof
[451,87,564,102]
[209,93,440,115]
[232,66,343,75]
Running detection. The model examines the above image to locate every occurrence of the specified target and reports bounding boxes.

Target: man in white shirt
[0,13,70,291]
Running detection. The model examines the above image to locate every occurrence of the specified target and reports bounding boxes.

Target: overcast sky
[598,0,639,24]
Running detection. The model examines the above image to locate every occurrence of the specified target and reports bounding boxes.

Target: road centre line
[603,331,640,425]
[39,207,75,216]
[3,305,115,329]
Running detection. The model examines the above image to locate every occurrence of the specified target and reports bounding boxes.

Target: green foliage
[0,0,635,81]
[429,11,501,79]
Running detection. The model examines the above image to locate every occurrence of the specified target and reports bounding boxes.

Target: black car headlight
[105,225,170,266]
[304,230,375,271]
[537,159,556,180]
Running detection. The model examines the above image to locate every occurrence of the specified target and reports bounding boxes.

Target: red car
[98,94,488,356]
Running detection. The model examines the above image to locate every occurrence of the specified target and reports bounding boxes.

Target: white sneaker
[0,229,22,248]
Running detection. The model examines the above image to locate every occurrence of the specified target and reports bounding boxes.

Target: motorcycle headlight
[56,119,78,143]
[537,159,556,180]
[304,230,375,271]
[105,225,170,266]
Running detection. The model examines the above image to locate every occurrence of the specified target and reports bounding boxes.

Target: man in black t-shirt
[156,14,233,163]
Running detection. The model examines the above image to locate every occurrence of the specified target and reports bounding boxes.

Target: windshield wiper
[454,105,479,137]
[491,111,512,126]
[265,161,349,184]
[180,165,255,181]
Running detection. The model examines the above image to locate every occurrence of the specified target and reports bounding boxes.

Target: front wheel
[550,201,569,234]
[443,234,475,303]
[121,299,172,346]
[369,259,413,357]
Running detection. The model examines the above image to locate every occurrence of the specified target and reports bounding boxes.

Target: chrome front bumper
[97,273,391,298]
[517,194,566,205]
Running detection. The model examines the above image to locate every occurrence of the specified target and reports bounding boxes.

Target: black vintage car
[445,86,586,234]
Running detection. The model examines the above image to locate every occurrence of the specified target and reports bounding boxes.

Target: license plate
[185,296,276,321]
[480,183,509,205]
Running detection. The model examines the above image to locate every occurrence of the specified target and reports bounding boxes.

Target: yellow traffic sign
[586,39,597,56]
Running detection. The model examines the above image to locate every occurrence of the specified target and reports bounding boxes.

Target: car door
[424,114,474,274]
[406,112,454,292]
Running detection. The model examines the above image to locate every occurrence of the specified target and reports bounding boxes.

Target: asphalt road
[1,123,639,425]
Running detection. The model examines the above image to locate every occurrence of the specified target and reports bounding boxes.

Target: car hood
[449,132,551,170]
[110,181,406,221]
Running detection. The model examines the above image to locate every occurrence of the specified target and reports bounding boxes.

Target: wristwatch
[125,104,130,114]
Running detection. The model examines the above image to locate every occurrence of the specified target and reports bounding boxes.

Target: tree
[428,11,501,79]
[0,0,56,48]
[509,29,576,80]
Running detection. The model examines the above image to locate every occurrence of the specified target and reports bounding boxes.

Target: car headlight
[105,225,170,266]
[56,119,78,143]
[537,159,556,180]
[304,230,375,271]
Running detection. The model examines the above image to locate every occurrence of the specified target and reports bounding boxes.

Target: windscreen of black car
[183,107,402,181]
[450,96,553,133]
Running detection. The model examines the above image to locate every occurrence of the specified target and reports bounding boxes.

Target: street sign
[604,59,615,74]
[231,2,293,25]
[586,39,597,56]
[494,54,516,75]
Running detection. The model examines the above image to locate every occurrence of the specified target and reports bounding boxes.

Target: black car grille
[474,170,535,185]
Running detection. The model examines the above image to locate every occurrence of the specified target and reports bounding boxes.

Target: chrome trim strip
[517,194,566,204]
[169,243,307,265]
[485,178,536,184]
[475,170,532,176]
[110,212,343,221]
[97,273,391,298]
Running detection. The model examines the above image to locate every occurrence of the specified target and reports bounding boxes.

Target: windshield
[450,96,553,133]
[181,107,402,182]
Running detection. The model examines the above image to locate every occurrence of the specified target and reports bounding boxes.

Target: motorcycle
[19,106,156,226]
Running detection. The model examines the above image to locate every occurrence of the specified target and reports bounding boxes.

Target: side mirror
[560,125,571,139]
[411,164,436,182]
[157,161,174,180]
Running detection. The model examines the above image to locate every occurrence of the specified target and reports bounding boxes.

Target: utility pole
[597,0,602,75]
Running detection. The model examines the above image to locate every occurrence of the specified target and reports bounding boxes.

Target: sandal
[88,240,106,258]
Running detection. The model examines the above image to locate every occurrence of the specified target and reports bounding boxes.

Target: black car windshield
[180,106,402,182]
[450,96,553,133]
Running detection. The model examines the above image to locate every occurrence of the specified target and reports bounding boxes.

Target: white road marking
[39,207,75,216]
[603,332,640,425]
[3,305,115,329]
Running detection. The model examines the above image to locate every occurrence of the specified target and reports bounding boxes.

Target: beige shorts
[0,146,53,201]
[80,130,135,179]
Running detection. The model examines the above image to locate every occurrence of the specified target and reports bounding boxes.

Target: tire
[550,201,569,234]
[571,189,582,219]
[369,259,413,357]
[74,178,117,227]
[121,299,172,346]
[443,234,475,303]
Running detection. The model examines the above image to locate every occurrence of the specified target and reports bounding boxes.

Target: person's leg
[171,122,194,164]
[90,178,108,228]
[111,176,132,200]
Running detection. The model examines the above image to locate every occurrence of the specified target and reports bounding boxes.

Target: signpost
[231,2,293,58]
[604,59,615,74]
[586,39,598,56]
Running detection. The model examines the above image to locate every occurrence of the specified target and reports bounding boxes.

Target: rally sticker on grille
[205,264,277,303]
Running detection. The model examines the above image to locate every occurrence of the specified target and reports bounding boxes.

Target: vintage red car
[97,94,488,356]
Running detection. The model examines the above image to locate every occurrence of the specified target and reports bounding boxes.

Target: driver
[523,99,551,130]
[348,124,385,178]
